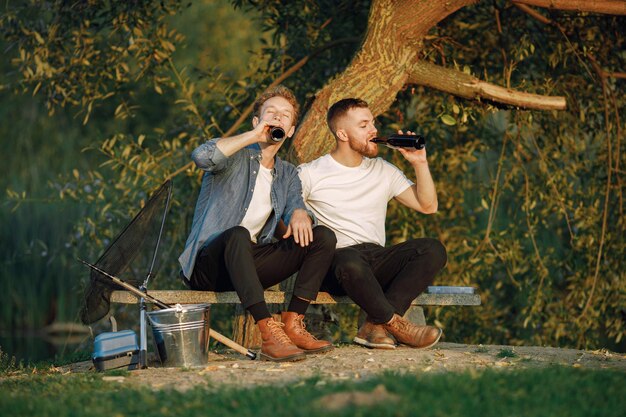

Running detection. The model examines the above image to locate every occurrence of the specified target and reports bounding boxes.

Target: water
[0,330,91,364]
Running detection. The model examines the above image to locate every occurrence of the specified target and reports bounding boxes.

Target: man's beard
[349,137,378,157]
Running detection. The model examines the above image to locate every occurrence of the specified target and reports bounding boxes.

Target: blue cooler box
[92,330,140,371]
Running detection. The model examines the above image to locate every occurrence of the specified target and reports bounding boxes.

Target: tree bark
[511,0,626,15]
[407,60,567,110]
[232,307,281,349]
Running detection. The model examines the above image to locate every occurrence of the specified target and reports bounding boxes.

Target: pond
[0,330,91,364]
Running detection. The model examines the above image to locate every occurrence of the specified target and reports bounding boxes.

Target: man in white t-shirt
[298,98,446,349]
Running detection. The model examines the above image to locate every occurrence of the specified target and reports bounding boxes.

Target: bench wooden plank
[111,290,481,306]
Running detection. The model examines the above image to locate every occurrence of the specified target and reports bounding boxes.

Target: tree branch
[512,3,596,79]
[407,60,567,110]
[513,2,552,25]
[516,4,626,80]
[578,54,614,321]
[587,54,626,80]
[511,0,626,15]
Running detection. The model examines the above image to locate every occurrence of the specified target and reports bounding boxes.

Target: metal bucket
[147,304,210,367]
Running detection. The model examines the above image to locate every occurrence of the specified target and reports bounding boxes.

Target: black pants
[189,225,336,309]
[321,238,447,324]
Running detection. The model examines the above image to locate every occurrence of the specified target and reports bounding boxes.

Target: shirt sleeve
[383,159,414,200]
[191,138,230,172]
[284,164,317,226]
[297,163,311,200]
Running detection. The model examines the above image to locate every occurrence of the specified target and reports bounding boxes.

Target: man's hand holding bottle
[371,130,428,164]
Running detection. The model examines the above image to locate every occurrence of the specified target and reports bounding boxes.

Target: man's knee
[334,254,371,286]
[405,238,447,270]
[428,239,448,270]
[312,225,337,249]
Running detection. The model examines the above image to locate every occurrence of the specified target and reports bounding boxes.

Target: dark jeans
[189,225,336,309]
[322,238,447,324]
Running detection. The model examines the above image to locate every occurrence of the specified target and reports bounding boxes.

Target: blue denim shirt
[178,138,312,278]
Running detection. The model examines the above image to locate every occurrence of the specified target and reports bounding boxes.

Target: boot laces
[294,315,318,340]
[267,319,293,345]
[391,316,418,336]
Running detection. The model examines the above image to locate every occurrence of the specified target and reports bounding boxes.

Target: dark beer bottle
[371,134,426,150]
[270,127,286,142]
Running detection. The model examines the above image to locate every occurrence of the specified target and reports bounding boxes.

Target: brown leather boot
[281,312,334,354]
[353,321,396,349]
[257,317,306,362]
[382,314,442,349]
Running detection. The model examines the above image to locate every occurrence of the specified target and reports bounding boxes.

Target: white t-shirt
[298,154,413,248]
[240,164,273,243]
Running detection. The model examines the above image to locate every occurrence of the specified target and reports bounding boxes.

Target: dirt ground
[62,342,626,391]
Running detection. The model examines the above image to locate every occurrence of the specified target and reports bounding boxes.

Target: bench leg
[232,284,289,350]
[403,306,426,326]
[232,305,282,349]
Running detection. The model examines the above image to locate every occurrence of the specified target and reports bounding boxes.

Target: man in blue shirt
[179,85,335,361]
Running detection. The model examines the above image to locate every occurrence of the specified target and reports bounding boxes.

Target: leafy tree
[1,0,624,351]
[0,0,268,332]
[235,0,626,350]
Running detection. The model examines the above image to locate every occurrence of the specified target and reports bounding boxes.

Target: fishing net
[80,180,172,324]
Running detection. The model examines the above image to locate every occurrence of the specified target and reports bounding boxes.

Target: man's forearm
[413,162,438,213]
[215,130,259,157]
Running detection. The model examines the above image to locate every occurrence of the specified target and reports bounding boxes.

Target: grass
[0,347,22,374]
[496,348,517,358]
[0,345,93,375]
[0,367,624,417]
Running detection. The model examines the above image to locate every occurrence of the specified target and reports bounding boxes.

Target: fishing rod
[79,259,257,360]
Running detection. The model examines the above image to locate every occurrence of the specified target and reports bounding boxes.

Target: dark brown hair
[326,98,369,135]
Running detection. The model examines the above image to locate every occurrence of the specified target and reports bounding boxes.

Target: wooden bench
[111,289,481,348]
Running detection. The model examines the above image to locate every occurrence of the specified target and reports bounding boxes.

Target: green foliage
[1,0,185,122]
[0,0,270,337]
[238,0,369,108]
[0,367,624,416]
[1,0,624,356]
[384,5,625,351]
[0,346,23,374]
[245,1,625,350]
[496,348,517,359]
[233,1,626,351]
[473,345,489,353]
[0,87,100,330]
